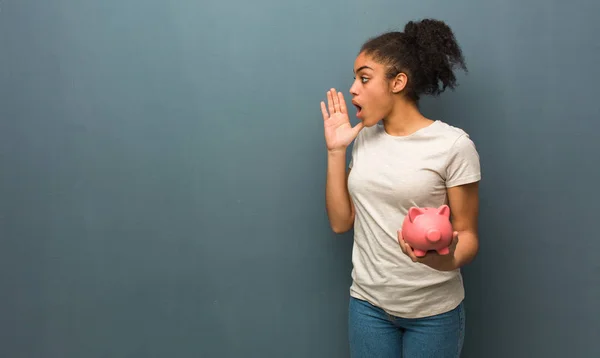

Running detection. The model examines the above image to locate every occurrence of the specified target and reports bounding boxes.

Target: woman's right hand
[321,88,364,152]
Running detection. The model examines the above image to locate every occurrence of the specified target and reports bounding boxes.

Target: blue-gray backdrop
[1,0,598,357]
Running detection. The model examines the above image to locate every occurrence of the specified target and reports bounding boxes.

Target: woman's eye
[361,77,368,83]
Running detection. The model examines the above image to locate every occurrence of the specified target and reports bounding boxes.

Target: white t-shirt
[347,120,481,318]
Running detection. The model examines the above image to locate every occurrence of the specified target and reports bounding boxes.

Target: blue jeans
[348,297,465,358]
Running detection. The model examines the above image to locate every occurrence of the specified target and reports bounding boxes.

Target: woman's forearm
[326,150,354,233]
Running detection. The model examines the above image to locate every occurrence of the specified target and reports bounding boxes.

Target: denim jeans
[348,297,465,358]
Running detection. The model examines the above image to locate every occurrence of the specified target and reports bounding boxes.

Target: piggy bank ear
[408,207,425,222]
[437,205,450,218]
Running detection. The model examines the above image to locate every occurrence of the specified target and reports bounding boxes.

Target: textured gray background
[1,0,598,357]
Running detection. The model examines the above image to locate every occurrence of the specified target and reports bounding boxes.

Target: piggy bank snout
[426,229,441,242]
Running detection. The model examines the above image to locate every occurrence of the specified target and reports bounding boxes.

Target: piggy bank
[401,204,453,257]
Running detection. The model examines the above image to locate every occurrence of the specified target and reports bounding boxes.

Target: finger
[337,92,347,114]
[400,241,408,256]
[399,238,418,262]
[398,232,417,262]
[320,101,329,121]
[327,90,335,115]
[405,243,419,262]
[331,89,340,113]
[397,230,405,252]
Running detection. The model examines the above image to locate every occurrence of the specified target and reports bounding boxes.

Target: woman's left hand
[397,230,459,271]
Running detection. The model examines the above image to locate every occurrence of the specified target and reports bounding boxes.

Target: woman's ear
[391,72,408,93]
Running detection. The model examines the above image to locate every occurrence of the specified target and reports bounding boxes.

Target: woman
[321,18,481,357]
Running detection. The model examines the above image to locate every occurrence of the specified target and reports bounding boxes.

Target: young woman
[321,19,481,357]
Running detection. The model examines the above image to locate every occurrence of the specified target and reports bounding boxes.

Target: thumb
[452,231,459,246]
[352,122,364,136]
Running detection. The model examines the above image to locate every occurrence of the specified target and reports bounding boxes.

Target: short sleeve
[445,134,481,188]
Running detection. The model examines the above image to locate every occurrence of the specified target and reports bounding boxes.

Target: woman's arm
[321,88,363,234]
[326,150,355,234]
[446,181,480,268]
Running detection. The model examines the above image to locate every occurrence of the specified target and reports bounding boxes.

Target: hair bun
[403,21,418,35]
[403,21,419,43]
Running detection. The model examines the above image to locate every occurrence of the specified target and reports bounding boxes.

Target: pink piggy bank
[401,204,453,257]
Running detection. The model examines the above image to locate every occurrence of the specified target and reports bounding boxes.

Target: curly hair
[360,19,467,102]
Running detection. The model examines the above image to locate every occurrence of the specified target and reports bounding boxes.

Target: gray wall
[1,0,598,357]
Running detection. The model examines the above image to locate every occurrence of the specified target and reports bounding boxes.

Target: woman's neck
[382,99,433,137]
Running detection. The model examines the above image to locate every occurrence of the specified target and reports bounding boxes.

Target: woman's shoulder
[429,120,471,139]
[428,120,478,150]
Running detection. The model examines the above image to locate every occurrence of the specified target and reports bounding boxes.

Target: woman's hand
[397,230,460,271]
[321,88,363,152]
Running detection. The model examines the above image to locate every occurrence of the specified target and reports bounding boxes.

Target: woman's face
[349,52,398,127]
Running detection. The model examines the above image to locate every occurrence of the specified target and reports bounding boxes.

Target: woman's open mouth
[352,101,363,118]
